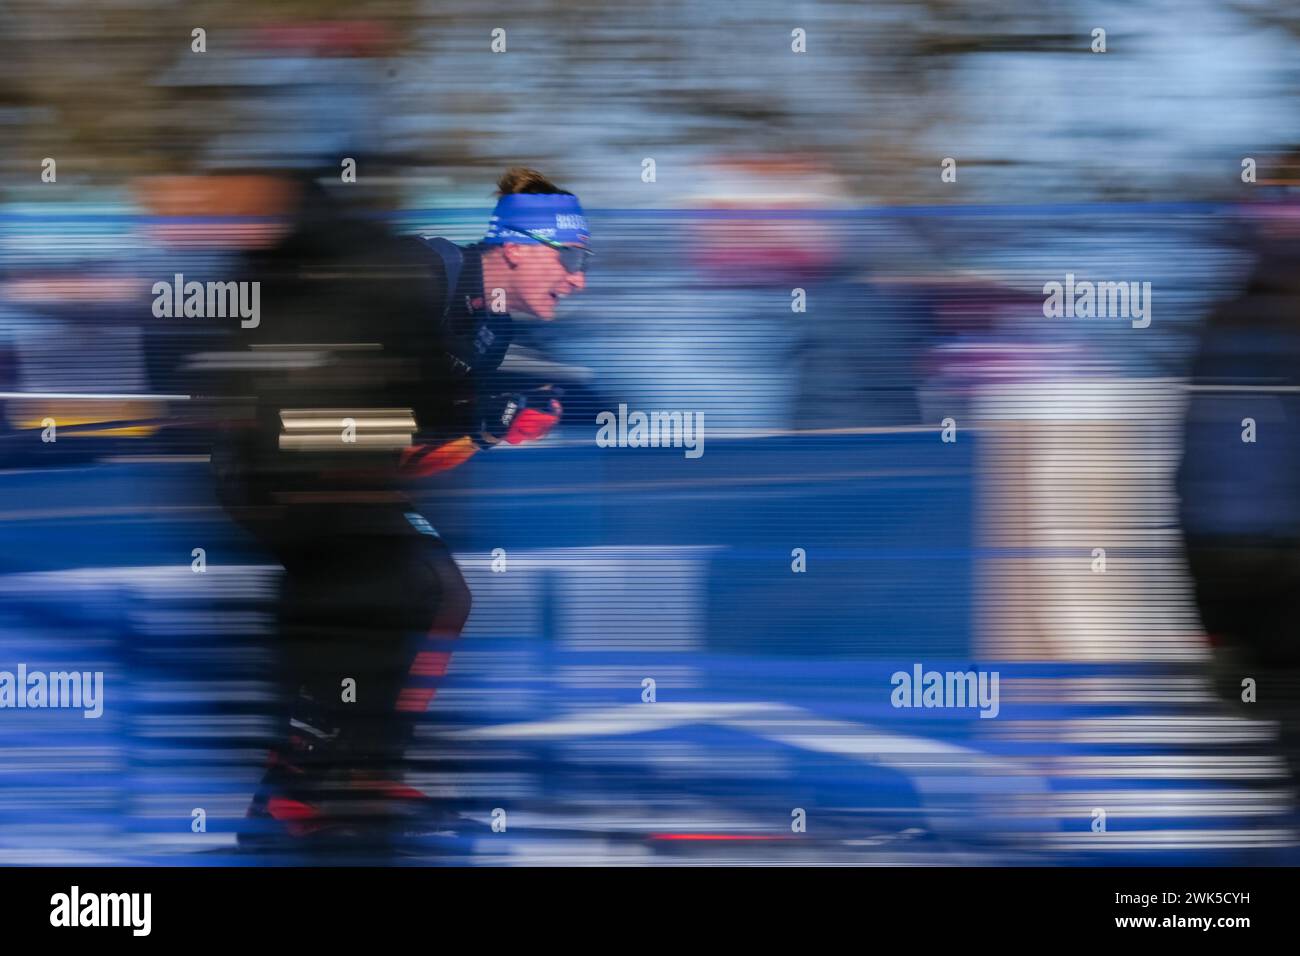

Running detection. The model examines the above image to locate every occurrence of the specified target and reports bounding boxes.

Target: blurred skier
[212,167,591,853]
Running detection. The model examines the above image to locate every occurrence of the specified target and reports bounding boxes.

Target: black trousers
[238,505,472,840]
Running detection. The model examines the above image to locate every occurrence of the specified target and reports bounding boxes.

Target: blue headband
[483,192,591,246]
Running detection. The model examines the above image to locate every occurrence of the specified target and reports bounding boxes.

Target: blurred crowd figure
[1179,167,1300,787]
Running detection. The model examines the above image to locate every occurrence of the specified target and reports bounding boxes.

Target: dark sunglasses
[503,226,593,274]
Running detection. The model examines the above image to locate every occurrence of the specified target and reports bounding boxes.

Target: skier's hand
[476,387,564,447]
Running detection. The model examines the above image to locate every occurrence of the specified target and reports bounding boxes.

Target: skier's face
[507,243,587,321]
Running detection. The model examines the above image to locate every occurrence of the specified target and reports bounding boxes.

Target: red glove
[477,389,563,447]
[503,402,561,444]
[402,389,564,477]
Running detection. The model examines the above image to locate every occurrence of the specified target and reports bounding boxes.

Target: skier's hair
[496,167,573,197]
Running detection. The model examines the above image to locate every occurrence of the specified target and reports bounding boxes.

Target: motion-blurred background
[2,0,1300,864]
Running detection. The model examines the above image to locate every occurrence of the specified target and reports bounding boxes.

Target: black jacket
[209,188,513,510]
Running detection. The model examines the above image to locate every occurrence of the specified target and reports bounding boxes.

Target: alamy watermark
[0,664,104,718]
[152,273,260,328]
[50,886,151,936]
[1042,273,1151,329]
[596,403,704,459]
[890,663,1000,718]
